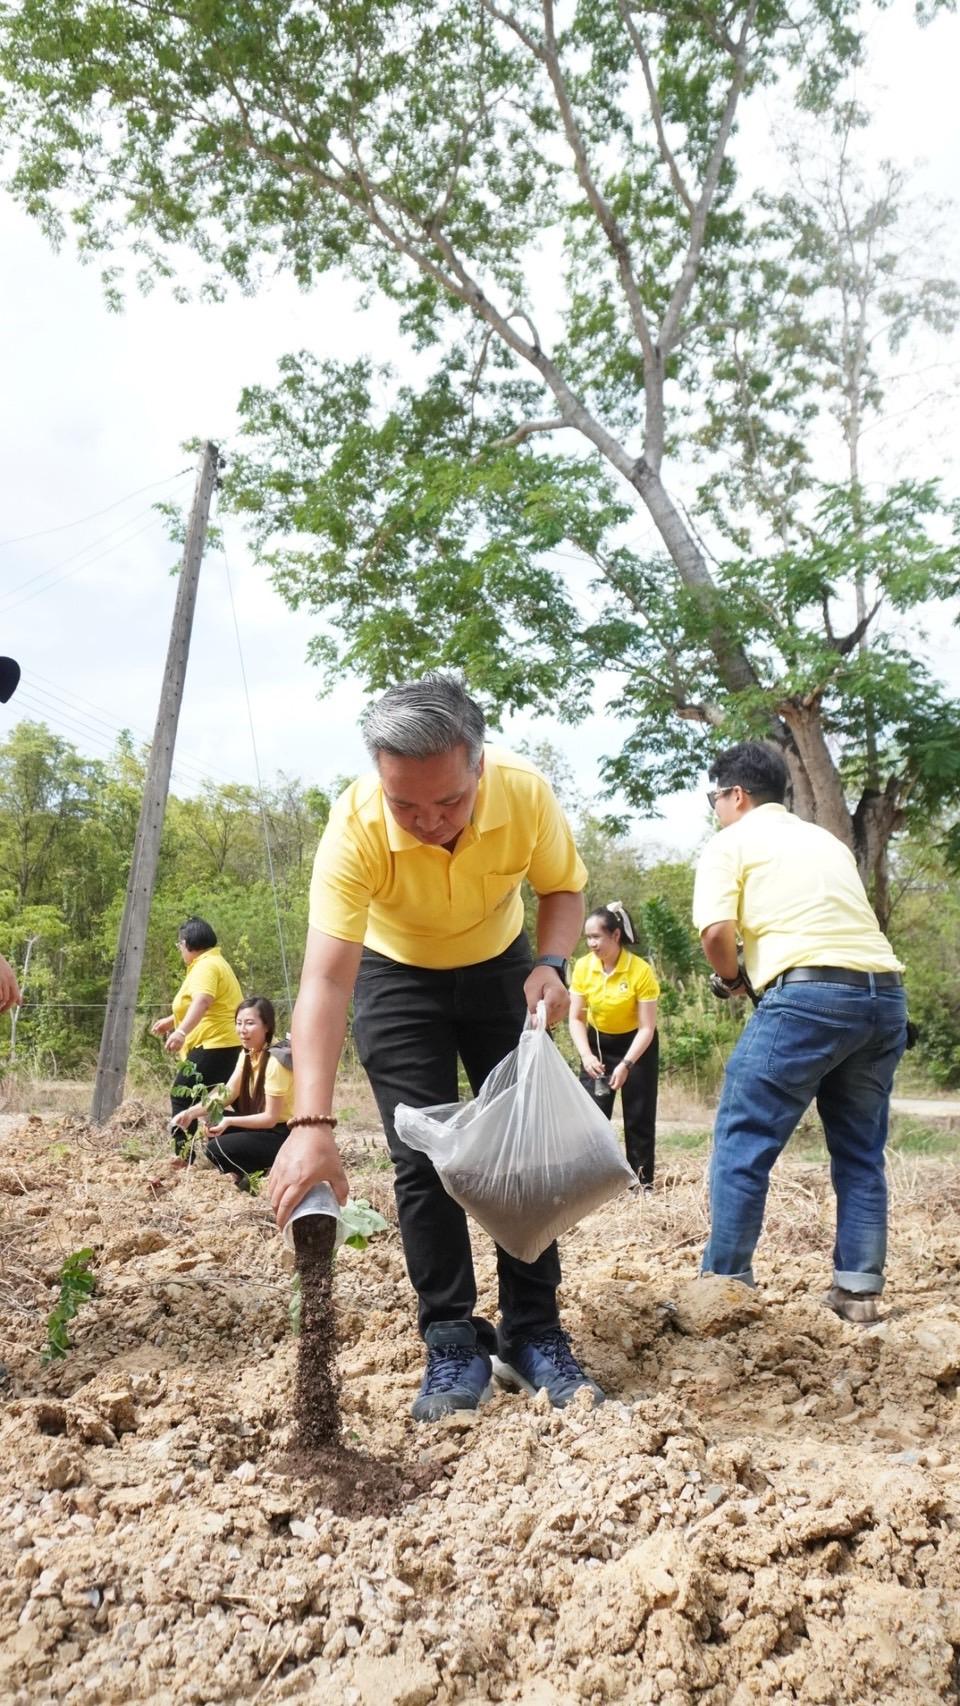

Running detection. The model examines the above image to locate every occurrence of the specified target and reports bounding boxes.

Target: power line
[0,508,176,616]
[0,467,193,549]
[16,677,239,793]
[12,686,220,796]
[1,483,192,603]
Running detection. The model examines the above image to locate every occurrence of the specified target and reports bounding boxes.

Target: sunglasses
[706,787,734,810]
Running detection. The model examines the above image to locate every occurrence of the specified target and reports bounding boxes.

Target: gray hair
[360,671,486,769]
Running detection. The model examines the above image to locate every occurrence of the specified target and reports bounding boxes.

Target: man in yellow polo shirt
[268,672,602,1421]
[693,741,907,1323]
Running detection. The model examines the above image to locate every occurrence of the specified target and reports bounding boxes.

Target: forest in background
[1,718,957,1100]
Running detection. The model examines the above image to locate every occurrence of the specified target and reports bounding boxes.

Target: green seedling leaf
[339,1198,389,1251]
[44,1248,96,1362]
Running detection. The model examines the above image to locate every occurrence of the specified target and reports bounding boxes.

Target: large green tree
[2,0,959,916]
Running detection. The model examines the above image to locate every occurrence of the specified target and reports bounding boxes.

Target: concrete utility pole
[91,441,220,1124]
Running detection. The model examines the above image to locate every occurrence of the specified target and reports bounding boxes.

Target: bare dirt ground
[3,1102,960,1706]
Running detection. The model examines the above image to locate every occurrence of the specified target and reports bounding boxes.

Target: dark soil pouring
[292,1211,341,1449]
[288,1212,436,1516]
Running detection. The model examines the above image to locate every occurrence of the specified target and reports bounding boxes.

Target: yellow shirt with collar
[308,746,587,969]
[571,948,660,1035]
[172,947,243,1055]
[225,1050,295,1123]
[692,803,902,993]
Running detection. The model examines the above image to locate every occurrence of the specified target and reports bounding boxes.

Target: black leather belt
[770,966,902,991]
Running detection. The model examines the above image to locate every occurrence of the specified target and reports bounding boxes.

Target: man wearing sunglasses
[693,740,907,1323]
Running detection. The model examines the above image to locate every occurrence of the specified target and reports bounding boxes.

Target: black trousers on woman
[207,1122,290,1183]
[580,1027,659,1184]
[170,1044,241,1154]
[352,933,561,1352]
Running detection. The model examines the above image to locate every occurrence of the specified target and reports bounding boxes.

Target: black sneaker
[492,1327,605,1409]
[411,1321,493,1422]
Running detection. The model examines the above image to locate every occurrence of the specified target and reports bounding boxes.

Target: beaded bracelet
[288,1114,338,1131]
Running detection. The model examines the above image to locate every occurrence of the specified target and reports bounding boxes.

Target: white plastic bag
[395,1003,636,1263]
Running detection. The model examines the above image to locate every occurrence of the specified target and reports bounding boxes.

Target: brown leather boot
[823,1286,880,1324]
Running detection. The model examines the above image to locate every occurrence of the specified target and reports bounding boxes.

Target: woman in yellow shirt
[569,902,660,1186]
[174,996,294,1188]
[151,916,242,1149]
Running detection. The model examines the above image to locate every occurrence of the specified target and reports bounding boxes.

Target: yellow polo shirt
[693,804,902,992]
[172,948,243,1056]
[226,1051,295,1123]
[308,746,587,969]
[571,948,660,1034]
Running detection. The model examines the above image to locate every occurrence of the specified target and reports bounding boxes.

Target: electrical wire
[0,467,193,549]
[0,508,176,616]
[17,675,240,793]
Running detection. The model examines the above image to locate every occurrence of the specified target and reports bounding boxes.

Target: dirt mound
[2,1116,960,1703]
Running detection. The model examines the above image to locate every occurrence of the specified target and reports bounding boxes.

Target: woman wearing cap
[569,902,660,1186]
[173,996,294,1188]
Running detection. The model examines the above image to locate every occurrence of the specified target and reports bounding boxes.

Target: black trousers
[207,1122,290,1181]
[580,1028,659,1183]
[170,1045,241,1153]
[352,934,561,1351]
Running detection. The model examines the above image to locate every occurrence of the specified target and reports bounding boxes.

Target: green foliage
[43,1248,96,1362]
[339,1198,390,1251]
[3,0,958,897]
[0,720,333,1077]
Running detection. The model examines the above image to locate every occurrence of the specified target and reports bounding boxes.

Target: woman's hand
[581,1053,605,1079]
[205,1118,227,1139]
[151,1015,175,1037]
[172,1103,203,1131]
[608,1061,631,1092]
[268,1127,349,1230]
[164,1026,186,1055]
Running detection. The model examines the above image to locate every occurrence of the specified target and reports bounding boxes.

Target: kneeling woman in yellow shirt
[175,996,294,1188]
[569,902,660,1186]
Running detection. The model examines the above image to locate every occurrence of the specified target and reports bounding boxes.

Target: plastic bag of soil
[395,1003,636,1262]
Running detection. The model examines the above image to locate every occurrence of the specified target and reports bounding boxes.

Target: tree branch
[614,0,694,215]
[538,0,655,365]
[482,417,567,450]
[658,0,758,355]
[835,596,883,655]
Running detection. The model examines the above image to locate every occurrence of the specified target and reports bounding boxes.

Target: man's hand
[524,966,569,1027]
[268,1128,350,1229]
[0,955,21,1015]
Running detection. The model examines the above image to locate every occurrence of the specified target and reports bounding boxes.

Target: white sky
[1,0,958,860]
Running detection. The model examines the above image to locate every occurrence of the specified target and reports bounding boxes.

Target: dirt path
[3,1104,960,1704]
[891,1097,960,1121]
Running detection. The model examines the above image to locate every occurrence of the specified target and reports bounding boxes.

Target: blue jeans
[702,979,907,1294]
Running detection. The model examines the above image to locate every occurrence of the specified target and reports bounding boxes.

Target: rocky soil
[3,1103,960,1705]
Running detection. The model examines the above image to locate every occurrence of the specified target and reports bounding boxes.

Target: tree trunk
[852,783,903,931]
[776,701,856,852]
